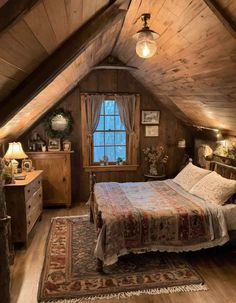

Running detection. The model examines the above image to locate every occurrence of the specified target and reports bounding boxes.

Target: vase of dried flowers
[143,146,168,176]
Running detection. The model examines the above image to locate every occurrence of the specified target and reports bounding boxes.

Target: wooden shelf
[84,165,139,172]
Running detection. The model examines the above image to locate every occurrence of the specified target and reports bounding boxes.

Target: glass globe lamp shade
[134,30,159,59]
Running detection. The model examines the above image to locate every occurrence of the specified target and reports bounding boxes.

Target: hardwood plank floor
[10,203,236,303]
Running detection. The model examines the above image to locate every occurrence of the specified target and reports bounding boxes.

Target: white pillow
[190,171,236,205]
[173,162,211,191]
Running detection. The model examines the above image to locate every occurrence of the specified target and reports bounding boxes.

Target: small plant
[116,157,123,165]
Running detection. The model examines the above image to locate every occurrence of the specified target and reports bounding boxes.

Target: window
[93,100,126,163]
[81,93,140,170]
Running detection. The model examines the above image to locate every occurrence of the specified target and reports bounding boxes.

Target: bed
[89,161,236,271]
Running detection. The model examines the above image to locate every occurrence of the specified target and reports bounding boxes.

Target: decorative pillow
[173,162,211,191]
[190,171,236,205]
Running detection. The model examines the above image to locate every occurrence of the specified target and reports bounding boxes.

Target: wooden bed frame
[89,161,236,272]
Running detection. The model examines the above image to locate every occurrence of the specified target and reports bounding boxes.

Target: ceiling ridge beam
[0,0,40,34]
[203,0,236,39]
[0,0,128,127]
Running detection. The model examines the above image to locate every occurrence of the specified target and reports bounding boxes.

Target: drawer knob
[28,205,31,209]
[28,220,31,225]
[39,194,42,198]
[63,177,66,182]
[38,180,41,184]
[28,189,31,193]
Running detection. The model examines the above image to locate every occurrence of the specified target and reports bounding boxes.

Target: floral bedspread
[94,180,229,265]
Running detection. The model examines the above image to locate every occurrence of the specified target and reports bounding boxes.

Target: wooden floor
[11,203,236,303]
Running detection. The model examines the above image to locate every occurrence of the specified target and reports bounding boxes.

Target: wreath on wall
[44,108,73,138]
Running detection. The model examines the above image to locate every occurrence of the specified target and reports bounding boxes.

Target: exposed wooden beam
[0,0,39,33]
[0,0,128,127]
[203,0,236,38]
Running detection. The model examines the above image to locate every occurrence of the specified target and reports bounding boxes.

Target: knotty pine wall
[20,69,194,203]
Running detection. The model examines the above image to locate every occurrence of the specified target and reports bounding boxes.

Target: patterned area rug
[38,216,208,302]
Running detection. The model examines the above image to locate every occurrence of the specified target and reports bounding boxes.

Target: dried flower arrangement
[143,146,168,176]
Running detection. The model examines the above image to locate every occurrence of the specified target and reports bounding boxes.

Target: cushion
[190,171,236,205]
[173,162,211,191]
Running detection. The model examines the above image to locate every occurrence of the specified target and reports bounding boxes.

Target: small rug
[38,216,208,302]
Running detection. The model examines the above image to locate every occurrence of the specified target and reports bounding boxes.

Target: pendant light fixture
[133,13,159,59]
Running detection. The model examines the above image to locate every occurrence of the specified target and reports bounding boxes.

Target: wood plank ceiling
[0,0,235,142]
[113,0,236,134]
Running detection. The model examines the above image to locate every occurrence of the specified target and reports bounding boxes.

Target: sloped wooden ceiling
[113,0,236,135]
[0,0,127,142]
[0,0,236,143]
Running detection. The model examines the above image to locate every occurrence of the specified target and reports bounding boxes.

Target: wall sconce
[133,13,159,59]
[178,139,186,148]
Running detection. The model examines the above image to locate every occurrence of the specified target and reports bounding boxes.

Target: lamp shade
[133,13,159,59]
[134,30,159,58]
[4,142,28,160]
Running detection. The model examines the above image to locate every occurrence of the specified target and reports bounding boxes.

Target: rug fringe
[40,283,208,303]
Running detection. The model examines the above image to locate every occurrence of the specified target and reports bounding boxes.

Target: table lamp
[4,142,28,175]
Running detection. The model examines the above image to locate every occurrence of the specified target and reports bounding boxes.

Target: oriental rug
[38,216,208,303]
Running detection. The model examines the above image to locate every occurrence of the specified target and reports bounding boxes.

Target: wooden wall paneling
[9,20,48,62]
[65,0,83,35]
[43,0,69,44]
[0,32,39,73]
[23,2,58,54]
[20,69,193,202]
[0,0,39,33]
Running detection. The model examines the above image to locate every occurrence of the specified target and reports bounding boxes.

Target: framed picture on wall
[48,138,61,151]
[142,110,160,124]
[145,125,159,137]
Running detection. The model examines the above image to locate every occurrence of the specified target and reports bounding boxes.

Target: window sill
[84,164,139,172]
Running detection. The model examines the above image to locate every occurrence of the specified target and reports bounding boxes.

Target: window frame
[92,99,127,164]
[81,93,140,171]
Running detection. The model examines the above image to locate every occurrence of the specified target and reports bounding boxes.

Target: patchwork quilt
[94,180,229,265]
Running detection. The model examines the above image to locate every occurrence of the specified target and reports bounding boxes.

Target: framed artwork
[22,159,33,172]
[142,110,160,124]
[48,138,61,151]
[145,125,159,137]
[63,140,71,151]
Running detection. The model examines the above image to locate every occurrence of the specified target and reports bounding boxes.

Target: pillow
[189,171,236,205]
[173,162,211,191]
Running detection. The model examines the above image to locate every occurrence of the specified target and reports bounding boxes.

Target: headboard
[210,161,236,180]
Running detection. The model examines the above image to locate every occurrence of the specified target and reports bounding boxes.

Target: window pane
[105,116,115,130]
[104,100,115,114]
[105,146,115,161]
[96,116,104,131]
[115,116,125,130]
[94,146,104,162]
[116,146,126,160]
[105,132,115,145]
[115,132,126,145]
[93,132,104,146]
[100,102,105,115]
[115,102,119,114]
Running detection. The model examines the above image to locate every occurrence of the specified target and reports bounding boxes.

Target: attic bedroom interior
[0,0,236,302]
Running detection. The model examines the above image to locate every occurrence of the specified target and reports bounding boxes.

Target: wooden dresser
[4,170,43,245]
[27,151,73,208]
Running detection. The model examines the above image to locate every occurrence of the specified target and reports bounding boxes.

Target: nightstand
[144,174,166,181]
[4,170,43,246]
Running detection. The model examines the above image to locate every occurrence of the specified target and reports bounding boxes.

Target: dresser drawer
[26,187,42,216]
[25,176,42,202]
[26,194,42,234]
